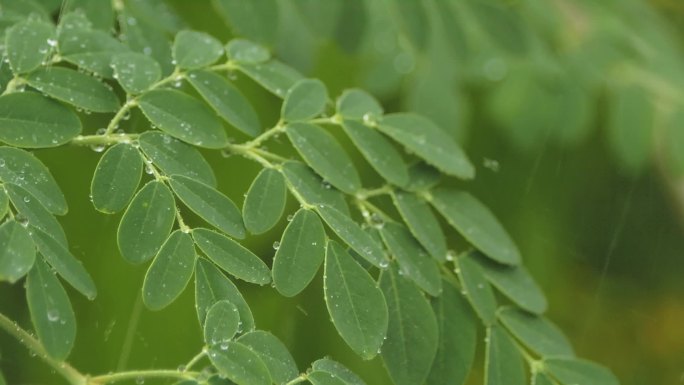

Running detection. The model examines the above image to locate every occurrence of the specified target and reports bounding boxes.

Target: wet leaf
[485,326,526,385]
[336,89,383,120]
[143,230,196,310]
[111,52,162,94]
[238,330,299,384]
[392,190,446,262]
[0,220,35,283]
[281,161,349,215]
[282,79,328,121]
[204,300,240,346]
[208,343,271,385]
[455,253,497,325]
[238,60,303,98]
[173,30,223,69]
[5,19,54,74]
[26,67,120,112]
[91,143,143,214]
[226,39,270,64]
[243,168,286,234]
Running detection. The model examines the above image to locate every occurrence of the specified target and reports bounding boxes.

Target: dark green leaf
[455,253,497,325]
[336,89,382,120]
[281,161,349,215]
[58,27,128,77]
[111,52,162,94]
[544,358,619,385]
[0,220,35,283]
[138,89,229,149]
[380,266,438,385]
[213,0,278,44]
[0,189,8,220]
[117,181,175,264]
[401,162,440,192]
[193,228,270,285]
[392,190,446,262]
[226,39,270,64]
[430,188,521,265]
[5,19,54,74]
[0,93,81,149]
[312,358,366,385]
[5,184,67,246]
[26,67,119,112]
[204,300,240,346]
[169,175,245,239]
[243,168,286,234]
[238,330,299,384]
[485,326,526,385]
[498,307,574,357]
[324,241,388,360]
[26,258,76,360]
[208,342,271,385]
[282,79,328,121]
[238,60,303,98]
[187,70,261,137]
[173,30,223,69]
[91,143,143,214]
[272,208,325,297]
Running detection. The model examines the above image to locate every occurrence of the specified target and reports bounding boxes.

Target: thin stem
[356,185,392,200]
[0,312,86,385]
[89,369,200,384]
[243,123,285,149]
[70,133,139,147]
[104,101,137,136]
[184,348,207,371]
[285,374,308,385]
[116,293,144,371]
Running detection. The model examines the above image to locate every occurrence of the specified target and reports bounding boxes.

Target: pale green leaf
[336,89,383,120]
[138,131,216,187]
[122,0,184,33]
[238,330,299,384]
[195,258,255,331]
[498,307,574,357]
[316,205,387,268]
[5,19,54,74]
[378,113,474,179]
[308,371,346,385]
[0,93,81,149]
[391,190,446,262]
[272,208,325,297]
[380,265,438,385]
[213,0,278,44]
[485,326,526,385]
[324,241,388,360]
[455,253,497,325]
[544,358,619,385]
[430,188,521,265]
[0,220,35,283]
[0,147,67,214]
[173,30,223,70]
[532,373,555,385]
[31,227,96,300]
[26,67,120,112]
[169,175,245,239]
[117,181,175,264]
[62,0,113,31]
[287,122,361,194]
[282,79,328,121]
[138,89,229,149]
[118,11,174,75]
[243,168,286,235]
[312,359,366,385]
[5,184,67,246]
[58,27,128,77]
[142,230,196,310]
[226,39,270,64]
[341,120,408,186]
[0,189,8,220]
[402,162,440,192]
[26,258,76,361]
[390,0,428,49]
[187,70,261,137]
[204,300,240,346]
[209,343,271,385]
[427,283,477,385]
[111,52,162,94]
[91,143,143,214]
[281,161,349,215]
[193,228,270,285]
[380,222,441,296]
[238,60,303,98]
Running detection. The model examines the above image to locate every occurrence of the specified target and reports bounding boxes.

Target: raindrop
[272,241,280,250]
[90,144,105,153]
[287,214,294,221]
[23,195,30,203]
[16,215,29,227]
[47,309,59,322]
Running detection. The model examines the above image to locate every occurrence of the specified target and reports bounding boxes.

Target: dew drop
[286,214,294,222]
[272,241,280,250]
[47,309,59,322]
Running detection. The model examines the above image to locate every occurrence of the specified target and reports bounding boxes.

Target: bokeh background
[1,0,683,384]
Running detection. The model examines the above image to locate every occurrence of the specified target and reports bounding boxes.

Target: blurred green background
[1,0,683,384]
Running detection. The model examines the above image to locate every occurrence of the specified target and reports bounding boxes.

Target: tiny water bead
[272,241,280,250]
[47,309,59,322]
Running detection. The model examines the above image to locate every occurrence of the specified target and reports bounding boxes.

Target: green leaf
[142,230,196,310]
[26,258,76,361]
[208,343,271,385]
[316,205,387,268]
[213,0,278,45]
[391,190,446,262]
[5,19,54,74]
[193,228,270,285]
[238,60,303,98]
[336,89,383,120]
[0,370,5,385]
[312,359,366,385]
[324,241,388,360]
[122,0,184,33]
[226,39,270,64]
[498,307,574,357]
[608,84,653,173]
[287,122,361,194]
[0,93,81,149]
[204,300,240,346]
[0,147,67,214]
[341,120,408,186]
[117,181,176,264]
[5,184,67,246]
[238,330,299,384]
[380,222,441,296]
[380,265,438,385]
[390,0,428,49]
[282,79,328,121]
[169,175,245,239]
[118,11,174,75]
[430,188,521,265]
[111,52,162,94]
[195,258,255,331]
[172,30,223,70]
[0,220,35,283]
[485,326,526,385]
[62,0,114,31]
[378,113,474,179]
[544,358,619,385]
[272,208,325,297]
[308,371,346,385]
[138,89,229,149]
[58,27,128,77]
[427,283,477,385]
[26,67,120,112]
[281,161,349,215]
[91,143,143,214]
[402,162,440,192]
[455,253,497,325]
[470,252,547,313]
[243,168,286,235]
[532,373,555,385]
[0,189,8,220]
[187,70,261,137]
[31,227,96,300]
[139,131,216,187]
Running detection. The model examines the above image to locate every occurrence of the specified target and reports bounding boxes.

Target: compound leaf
[0,220,35,283]
[544,358,619,385]
[226,39,270,64]
[238,60,303,98]
[392,190,446,262]
[26,67,120,112]
[282,79,328,121]
[208,342,271,385]
[312,358,367,385]
[455,253,497,325]
[111,52,162,94]
[91,143,143,214]
[204,300,240,346]
[281,161,349,215]
[173,30,223,69]
[485,326,526,385]
[243,168,286,235]
[5,19,54,74]
[58,27,127,77]
[336,89,383,120]
[5,184,67,246]
[238,330,299,384]
[498,307,574,357]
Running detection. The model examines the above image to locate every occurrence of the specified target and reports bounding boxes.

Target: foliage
[0,1,626,385]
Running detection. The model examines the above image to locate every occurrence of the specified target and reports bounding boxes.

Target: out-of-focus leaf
[213,0,279,45]
[63,0,113,30]
[498,307,574,357]
[238,60,303,98]
[226,39,270,64]
[91,143,143,214]
[607,84,653,173]
[336,89,383,120]
[389,0,429,50]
